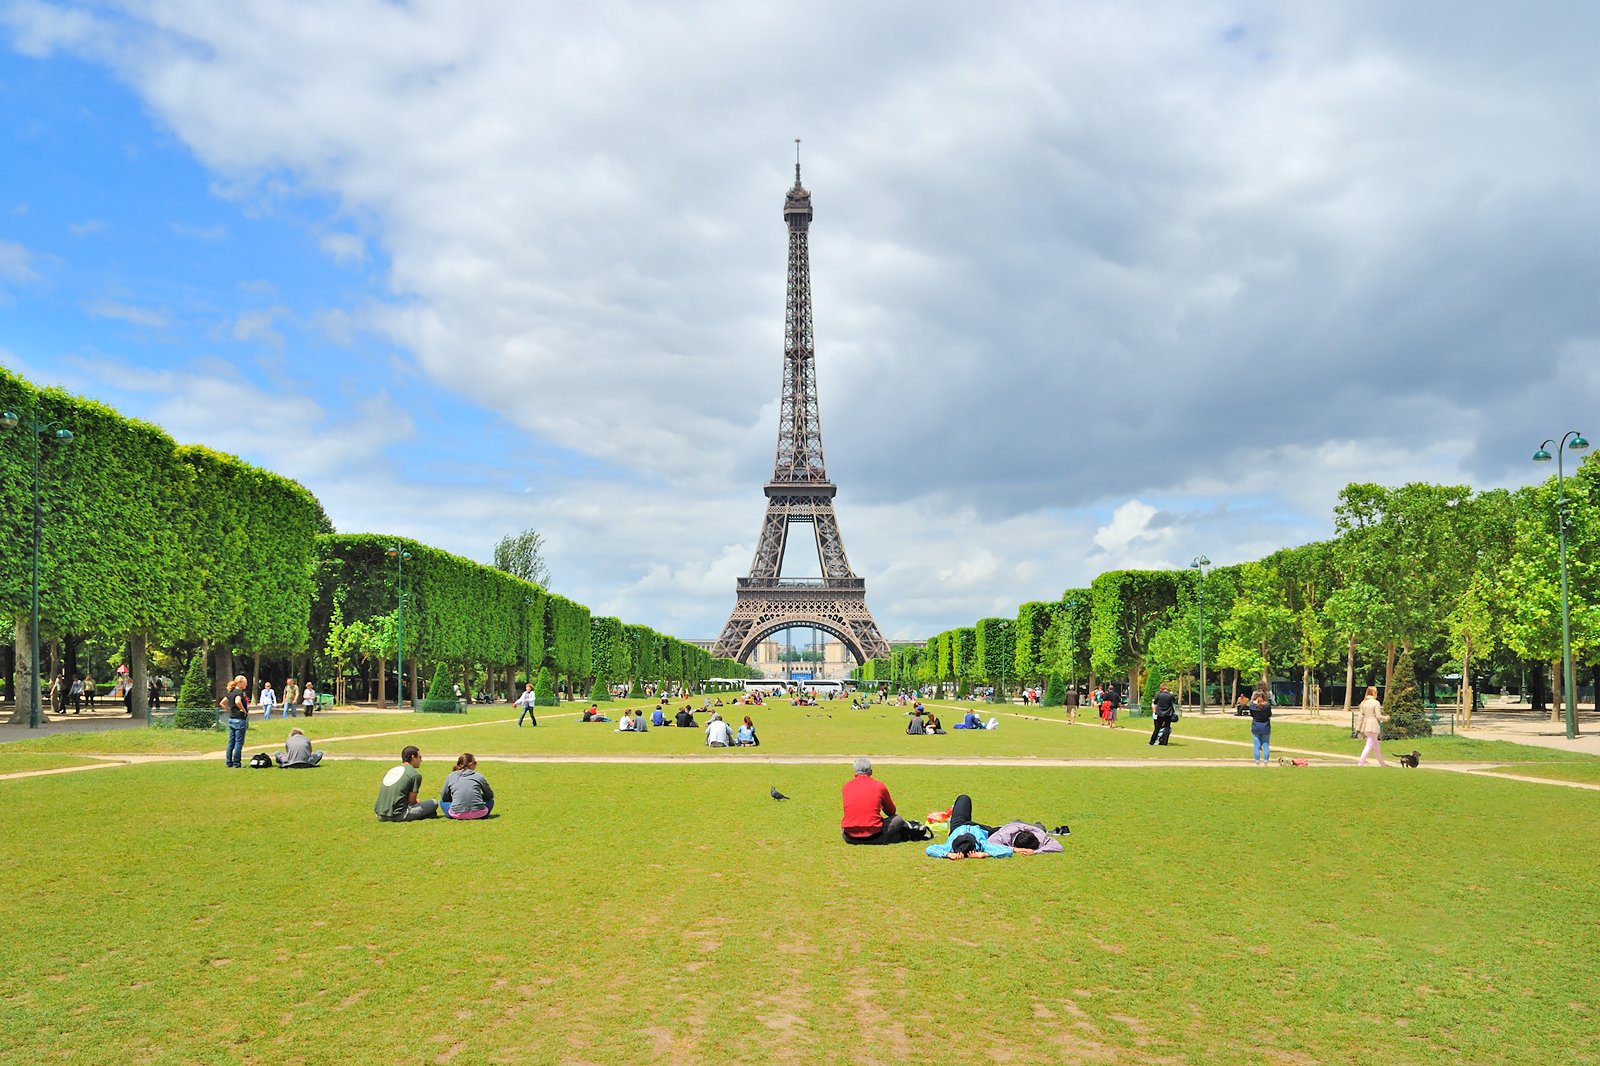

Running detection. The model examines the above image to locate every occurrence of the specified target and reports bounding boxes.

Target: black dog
[1395,750,1421,769]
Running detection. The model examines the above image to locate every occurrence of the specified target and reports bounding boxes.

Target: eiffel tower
[711,152,891,667]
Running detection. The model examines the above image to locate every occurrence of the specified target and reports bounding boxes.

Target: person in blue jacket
[925,794,1012,860]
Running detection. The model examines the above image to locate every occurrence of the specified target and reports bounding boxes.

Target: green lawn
[0,752,107,772]
[3,737,1598,1064]
[1477,762,1600,785]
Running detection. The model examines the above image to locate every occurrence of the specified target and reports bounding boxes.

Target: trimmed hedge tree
[420,663,462,714]
[1384,650,1433,738]
[533,667,559,707]
[173,651,216,729]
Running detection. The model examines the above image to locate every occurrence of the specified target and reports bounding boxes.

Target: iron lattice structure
[711,160,891,667]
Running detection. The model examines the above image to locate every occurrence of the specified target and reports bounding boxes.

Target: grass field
[5,709,1598,1064]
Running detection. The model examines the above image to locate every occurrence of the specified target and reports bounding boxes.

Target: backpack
[249,752,273,769]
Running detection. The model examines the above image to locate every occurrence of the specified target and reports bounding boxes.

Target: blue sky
[2,2,1596,646]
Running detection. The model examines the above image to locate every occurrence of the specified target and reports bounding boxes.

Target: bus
[707,678,850,697]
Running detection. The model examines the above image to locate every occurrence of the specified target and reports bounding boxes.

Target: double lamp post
[1533,430,1589,740]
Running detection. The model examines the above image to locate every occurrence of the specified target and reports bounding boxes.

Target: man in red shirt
[840,757,923,845]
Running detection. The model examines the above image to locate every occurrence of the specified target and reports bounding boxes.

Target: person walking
[1248,688,1273,765]
[221,674,251,768]
[514,682,537,727]
[83,673,97,710]
[301,681,318,718]
[282,678,300,719]
[1150,683,1178,746]
[1356,686,1388,767]
[259,681,278,721]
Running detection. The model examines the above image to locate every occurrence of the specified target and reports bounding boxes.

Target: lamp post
[1189,555,1210,714]
[1533,431,1590,740]
[385,546,412,707]
[1,408,76,729]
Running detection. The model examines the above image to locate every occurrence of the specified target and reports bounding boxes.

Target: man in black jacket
[1150,683,1178,746]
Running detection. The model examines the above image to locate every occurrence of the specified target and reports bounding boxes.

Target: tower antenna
[794,138,802,184]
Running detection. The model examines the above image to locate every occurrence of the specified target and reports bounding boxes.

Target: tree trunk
[215,645,234,699]
[1383,641,1396,695]
[376,654,387,707]
[1229,669,1238,706]
[1342,634,1357,718]
[409,656,418,706]
[1260,641,1270,690]
[250,650,261,694]
[505,664,515,701]
[129,629,149,720]
[1551,659,1563,723]
[11,616,36,725]
[1128,667,1140,710]
[1459,639,1472,727]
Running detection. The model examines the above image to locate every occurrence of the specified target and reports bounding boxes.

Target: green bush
[1384,651,1433,739]
[1043,673,1065,707]
[534,667,559,708]
[419,663,462,714]
[589,675,611,702]
[175,652,211,711]
[627,677,645,698]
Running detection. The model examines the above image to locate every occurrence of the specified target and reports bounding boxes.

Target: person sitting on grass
[954,710,983,730]
[706,714,733,747]
[736,715,759,747]
[905,712,926,735]
[582,704,611,723]
[675,706,696,728]
[274,727,324,768]
[439,753,494,820]
[374,745,438,822]
[927,713,944,734]
[840,757,927,845]
[616,710,637,732]
[651,706,667,727]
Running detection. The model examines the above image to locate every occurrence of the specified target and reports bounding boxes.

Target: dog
[1395,750,1421,769]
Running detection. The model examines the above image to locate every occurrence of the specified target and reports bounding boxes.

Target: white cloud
[4,1,1596,643]
[67,218,106,236]
[231,308,284,347]
[318,232,365,264]
[0,240,40,301]
[170,221,228,240]
[83,300,171,328]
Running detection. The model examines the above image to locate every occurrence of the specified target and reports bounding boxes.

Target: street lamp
[1,408,76,729]
[385,545,412,707]
[1189,555,1210,714]
[1533,430,1590,740]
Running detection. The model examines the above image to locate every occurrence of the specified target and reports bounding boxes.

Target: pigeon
[1395,750,1421,768]
[770,787,789,800]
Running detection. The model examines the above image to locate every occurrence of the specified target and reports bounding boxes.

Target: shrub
[589,674,611,702]
[419,663,463,714]
[534,667,559,708]
[627,677,645,698]
[175,652,211,710]
[1043,673,1065,707]
[1384,651,1433,738]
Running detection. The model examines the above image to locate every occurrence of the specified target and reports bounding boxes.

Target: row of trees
[1,367,753,718]
[856,464,1600,724]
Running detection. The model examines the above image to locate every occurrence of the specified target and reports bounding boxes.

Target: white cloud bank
[3,1,1596,640]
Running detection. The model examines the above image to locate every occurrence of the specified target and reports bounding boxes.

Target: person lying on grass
[273,727,324,768]
[374,745,438,822]
[925,795,1064,859]
[439,753,494,820]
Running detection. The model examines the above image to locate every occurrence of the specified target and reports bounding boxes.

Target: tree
[492,528,552,589]
[1446,573,1495,727]
[420,662,459,713]
[1043,672,1065,707]
[1384,649,1433,739]
[173,651,214,727]
[1089,571,1177,707]
[533,666,559,707]
[1324,581,1389,717]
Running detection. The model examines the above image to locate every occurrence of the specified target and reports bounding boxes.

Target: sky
[1,1,1596,648]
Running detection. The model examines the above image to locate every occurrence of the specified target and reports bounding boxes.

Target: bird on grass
[770,787,789,801]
